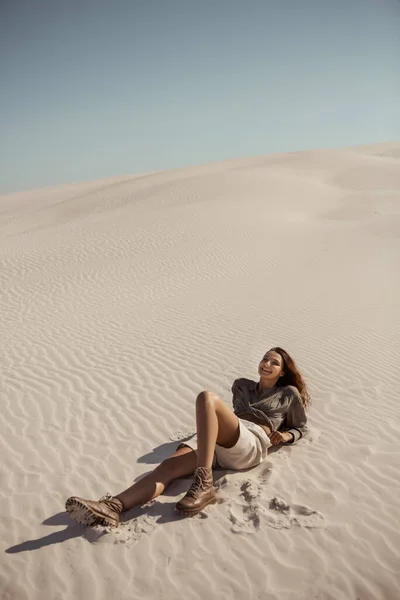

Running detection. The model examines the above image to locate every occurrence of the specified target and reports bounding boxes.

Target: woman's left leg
[195,390,240,468]
[66,391,240,523]
[176,391,240,515]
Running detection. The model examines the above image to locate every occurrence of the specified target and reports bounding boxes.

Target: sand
[1,142,400,600]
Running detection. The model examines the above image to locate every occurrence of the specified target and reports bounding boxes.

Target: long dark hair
[269,347,311,410]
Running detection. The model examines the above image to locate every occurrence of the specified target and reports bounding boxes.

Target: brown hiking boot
[65,494,124,527]
[176,467,216,515]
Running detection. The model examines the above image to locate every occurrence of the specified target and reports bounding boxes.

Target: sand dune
[1,142,400,600]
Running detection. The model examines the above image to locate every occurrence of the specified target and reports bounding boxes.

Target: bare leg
[195,391,240,469]
[115,392,238,509]
[115,446,196,511]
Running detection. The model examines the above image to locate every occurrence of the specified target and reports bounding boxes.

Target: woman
[65,347,310,527]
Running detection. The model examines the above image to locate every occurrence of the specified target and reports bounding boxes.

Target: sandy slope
[1,142,400,600]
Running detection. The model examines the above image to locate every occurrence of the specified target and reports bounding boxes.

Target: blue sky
[1,0,399,193]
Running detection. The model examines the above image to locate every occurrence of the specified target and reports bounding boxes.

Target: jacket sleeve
[231,378,244,413]
[281,387,308,443]
[231,379,240,395]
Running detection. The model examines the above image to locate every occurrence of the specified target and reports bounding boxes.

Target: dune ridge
[1,142,400,600]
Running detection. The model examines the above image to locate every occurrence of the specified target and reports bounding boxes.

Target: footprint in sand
[265,497,325,530]
[84,510,157,546]
[229,467,325,533]
[229,479,264,533]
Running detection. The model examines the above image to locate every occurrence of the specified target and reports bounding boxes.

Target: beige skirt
[178,419,271,470]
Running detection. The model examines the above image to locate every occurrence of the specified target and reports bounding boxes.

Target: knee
[196,390,219,408]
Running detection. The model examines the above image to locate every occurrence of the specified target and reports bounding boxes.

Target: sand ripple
[1,143,400,600]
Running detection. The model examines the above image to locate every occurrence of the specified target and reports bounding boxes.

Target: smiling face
[258,350,285,386]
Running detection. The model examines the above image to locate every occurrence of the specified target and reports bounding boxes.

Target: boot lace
[99,493,123,513]
[186,468,210,498]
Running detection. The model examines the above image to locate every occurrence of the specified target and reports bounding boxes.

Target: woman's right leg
[65,447,196,527]
[115,446,197,510]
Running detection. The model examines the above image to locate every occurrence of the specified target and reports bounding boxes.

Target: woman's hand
[269,431,293,445]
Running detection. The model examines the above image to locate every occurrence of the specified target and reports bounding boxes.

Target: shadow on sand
[6,439,282,554]
[136,435,195,464]
[5,437,229,555]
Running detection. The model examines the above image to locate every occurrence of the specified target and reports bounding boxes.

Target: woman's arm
[269,430,295,445]
[281,389,308,443]
[283,423,307,443]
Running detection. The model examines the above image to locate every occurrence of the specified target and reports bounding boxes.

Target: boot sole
[176,495,217,516]
[65,497,118,528]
